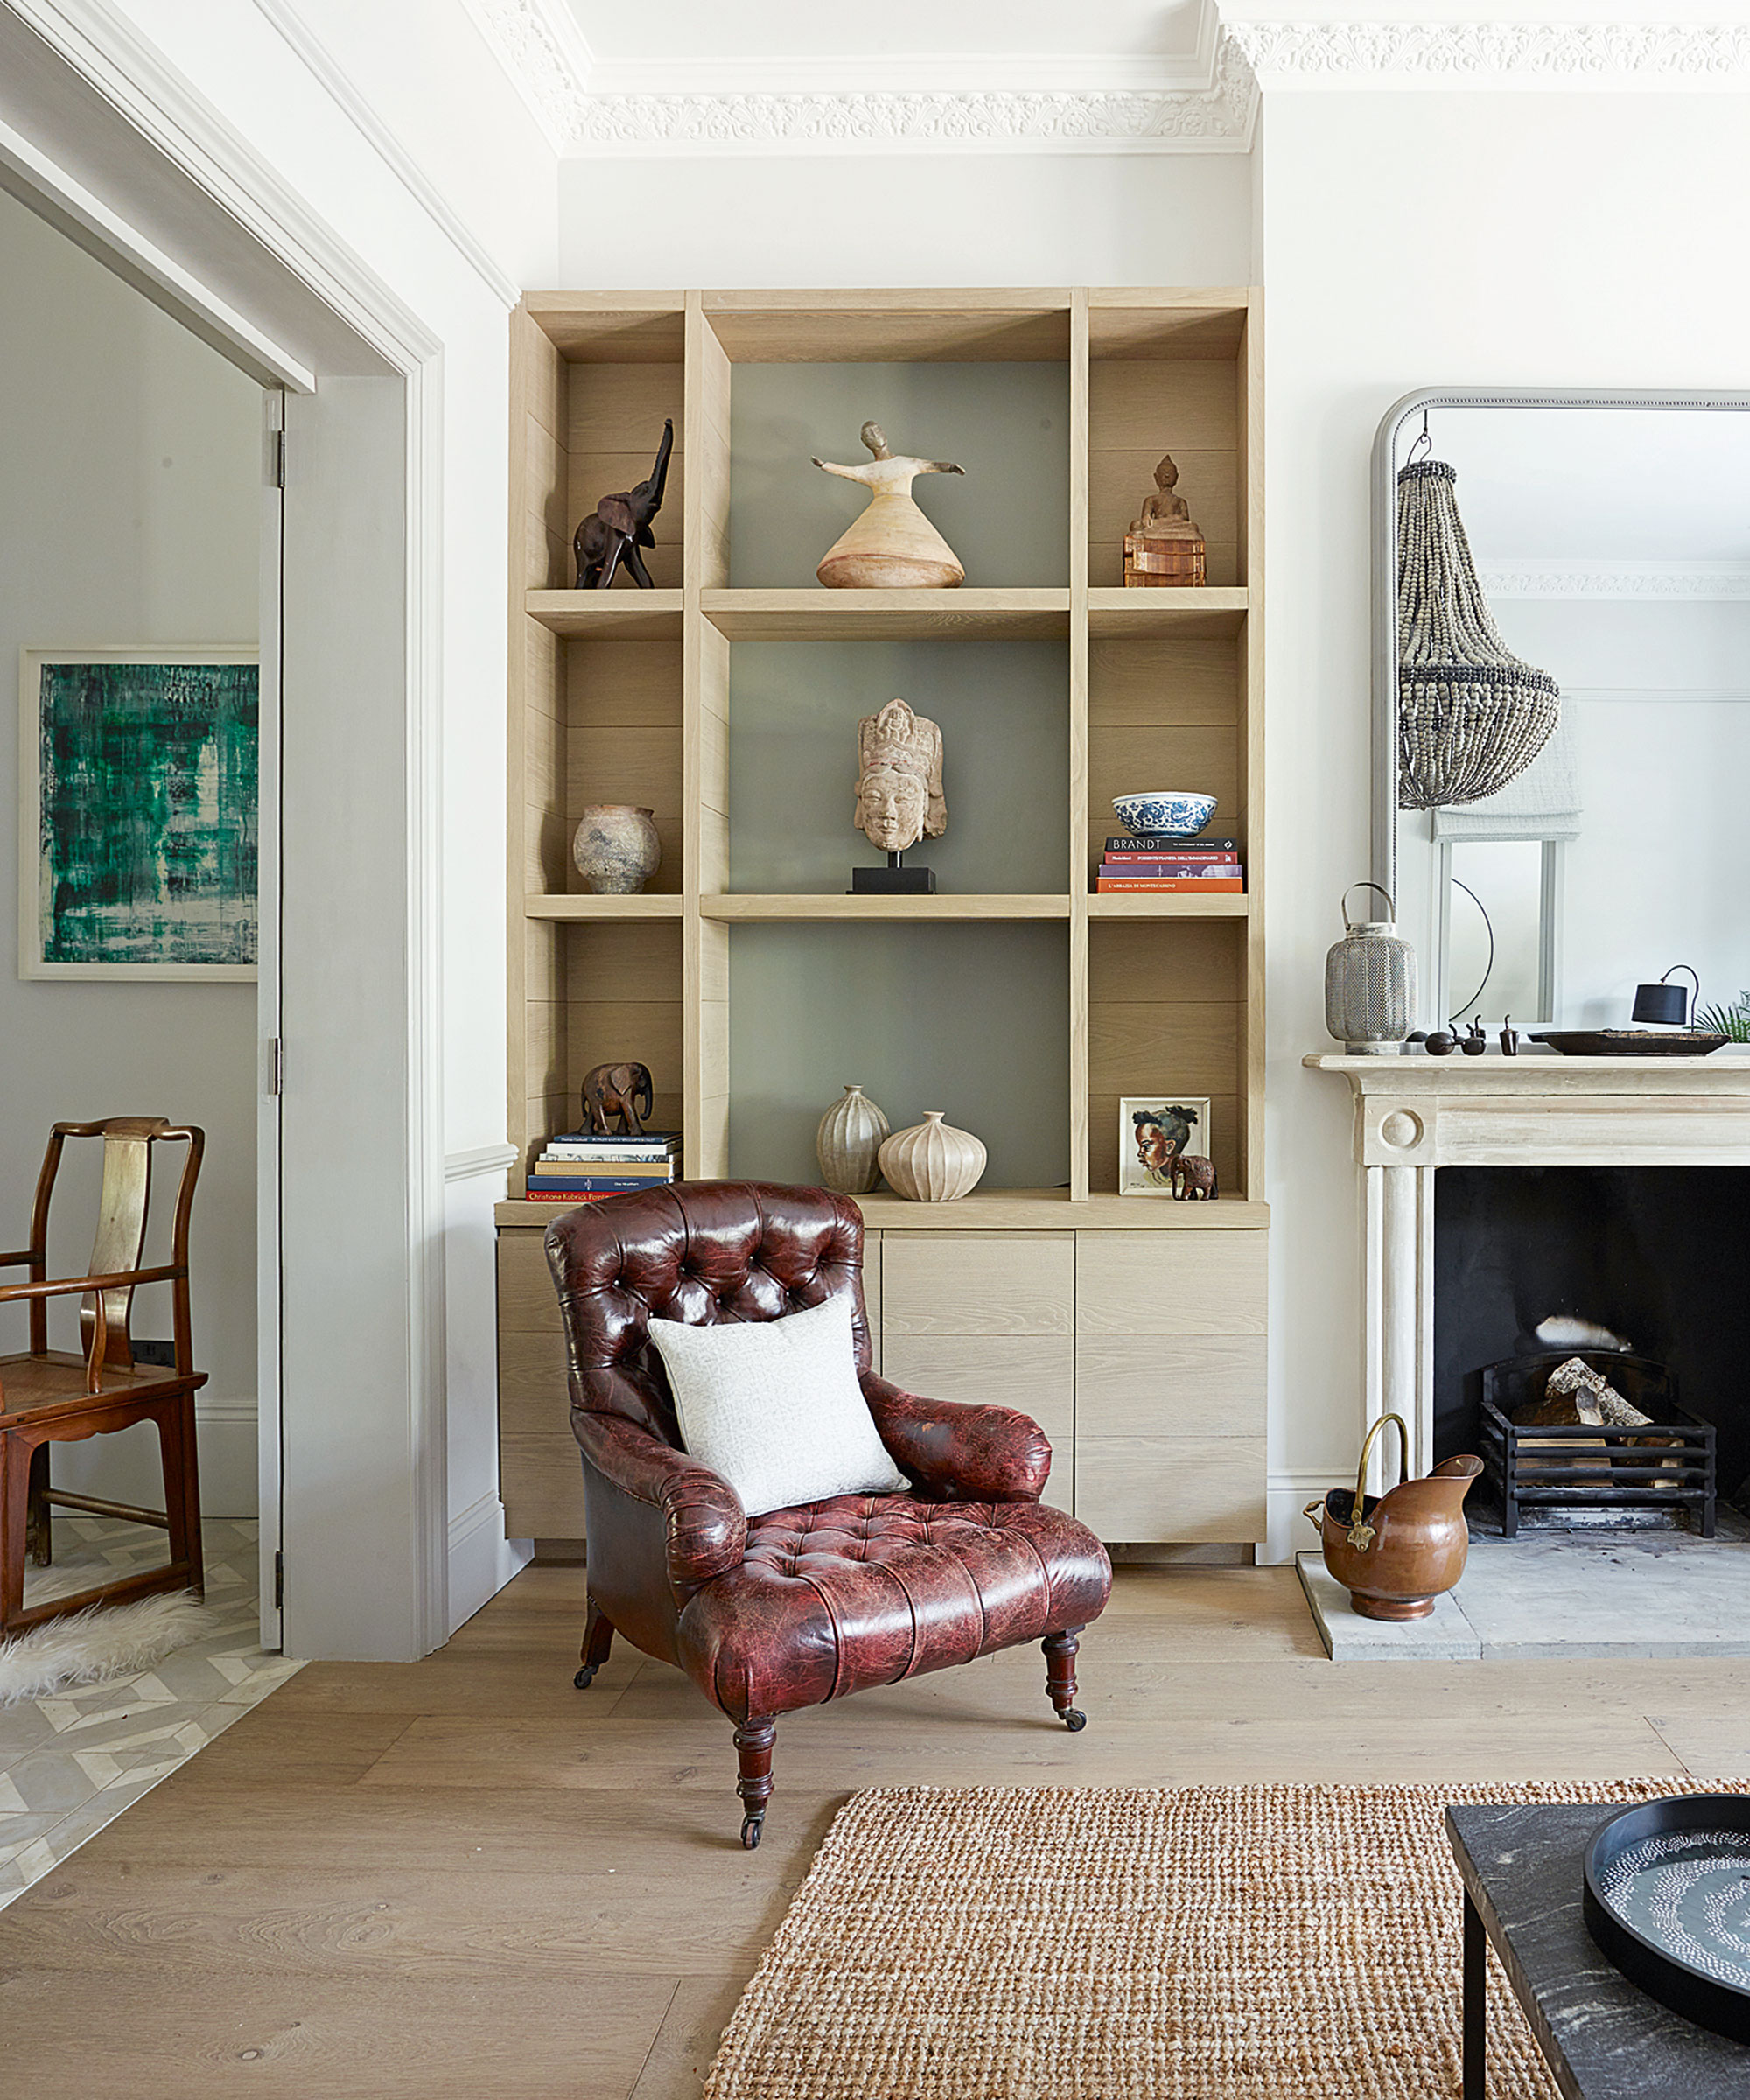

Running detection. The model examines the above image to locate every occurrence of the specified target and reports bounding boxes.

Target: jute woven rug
[706,1779,1746,2098]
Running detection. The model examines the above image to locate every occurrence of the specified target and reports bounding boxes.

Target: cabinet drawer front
[1075,1335,1264,1440]
[1074,1437,1264,1544]
[499,1228,563,1335]
[1074,1230,1266,1336]
[881,1335,1074,1448]
[501,1433,585,1540]
[499,1327,570,1421]
[881,1232,1074,1335]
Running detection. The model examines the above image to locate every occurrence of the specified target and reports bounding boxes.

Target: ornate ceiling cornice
[460,1,1258,154]
[1229,19,1750,87]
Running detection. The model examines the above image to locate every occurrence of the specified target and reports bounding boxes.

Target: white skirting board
[447,1491,532,1635]
[44,1399,257,1517]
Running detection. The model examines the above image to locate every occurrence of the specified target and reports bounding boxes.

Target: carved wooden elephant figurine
[581,1061,654,1138]
[1170,1153,1218,1201]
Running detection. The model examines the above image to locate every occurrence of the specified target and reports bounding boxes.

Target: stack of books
[1096,835,1244,893]
[523,1130,682,1203]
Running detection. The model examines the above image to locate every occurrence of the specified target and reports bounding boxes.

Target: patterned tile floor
[0,1516,302,1907]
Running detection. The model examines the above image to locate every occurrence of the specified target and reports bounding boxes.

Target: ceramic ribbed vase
[816,1085,890,1196]
[877,1111,986,1203]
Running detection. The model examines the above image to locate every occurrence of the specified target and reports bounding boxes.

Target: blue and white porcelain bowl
[1112,791,1218,840]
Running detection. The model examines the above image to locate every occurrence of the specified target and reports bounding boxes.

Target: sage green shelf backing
[728,361,1070,591]
[726,921,1070,1191]
[726,639,1068,896]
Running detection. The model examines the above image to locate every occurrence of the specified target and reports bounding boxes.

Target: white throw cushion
[648,1293,908,1518]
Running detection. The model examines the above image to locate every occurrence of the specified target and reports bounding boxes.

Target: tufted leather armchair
[546,1180,1113,1847]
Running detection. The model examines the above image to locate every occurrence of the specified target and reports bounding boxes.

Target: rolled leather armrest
[571,1410,746,1587]
[861,1375,1052,1503]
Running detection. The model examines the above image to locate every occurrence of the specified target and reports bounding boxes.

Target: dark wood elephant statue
[581,1061,654,1138]
[1170,1153,1218,1201]
[574,420,673,590]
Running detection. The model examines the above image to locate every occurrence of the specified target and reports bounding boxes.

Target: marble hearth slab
[1299,1527,1750,1661]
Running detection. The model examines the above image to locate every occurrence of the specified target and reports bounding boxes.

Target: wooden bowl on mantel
[1530,1030,1728,1057]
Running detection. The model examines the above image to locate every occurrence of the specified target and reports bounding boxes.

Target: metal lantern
[1326,883,1417,1054]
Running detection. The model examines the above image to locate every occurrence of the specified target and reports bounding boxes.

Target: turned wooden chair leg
[161,1396,204,1597]
[24,1444,52,1569]
[734,1716,777,1849]
[1043,1628,1088,1732]
[574,1594,615,1689]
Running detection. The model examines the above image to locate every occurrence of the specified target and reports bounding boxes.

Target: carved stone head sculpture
[855,697,947,855]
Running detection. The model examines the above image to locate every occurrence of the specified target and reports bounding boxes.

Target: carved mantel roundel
[1379,1110,1424,1150]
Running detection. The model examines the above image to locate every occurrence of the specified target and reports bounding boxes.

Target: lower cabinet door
[880,1335,1074,1475]
[498,1228,583,1540]
[1073,1438,1266,1544]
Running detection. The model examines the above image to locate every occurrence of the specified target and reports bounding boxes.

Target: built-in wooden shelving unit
[508,285,1264,1205]
[502,285,1268,1548]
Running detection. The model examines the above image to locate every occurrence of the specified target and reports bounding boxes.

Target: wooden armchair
[0,1117,206,1634]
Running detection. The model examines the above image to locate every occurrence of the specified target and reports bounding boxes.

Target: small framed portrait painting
[1118,1096,1212,1198]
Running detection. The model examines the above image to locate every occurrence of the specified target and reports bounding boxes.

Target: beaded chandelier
[1396,458,1560,811]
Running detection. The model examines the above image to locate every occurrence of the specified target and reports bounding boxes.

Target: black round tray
[1584,1795,1750,2043]
[1532,1029,1727,1057]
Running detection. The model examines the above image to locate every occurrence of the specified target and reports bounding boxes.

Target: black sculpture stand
[851,851,935,895]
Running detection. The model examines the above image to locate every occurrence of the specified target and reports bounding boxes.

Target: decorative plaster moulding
[461,0,1257,154]
[1479,562,1750,599]
[1230,19,1750,90]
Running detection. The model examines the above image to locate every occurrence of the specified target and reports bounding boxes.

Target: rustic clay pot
[1306,1415,1482,1620]
[878,1111,986,1202]
[816,1085,890,1195]
[572,804,661,895]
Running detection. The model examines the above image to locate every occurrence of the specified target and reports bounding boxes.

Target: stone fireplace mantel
[1306,1052,1750,1482]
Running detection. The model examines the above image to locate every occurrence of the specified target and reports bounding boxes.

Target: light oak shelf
[701,892,1072,922]
[1087,586,1248,639]
[1088,892,1251,919]
[525,892,684,921]
[525,589,682,638]
[701,588,1070,640]
[499,1189,1270,1230]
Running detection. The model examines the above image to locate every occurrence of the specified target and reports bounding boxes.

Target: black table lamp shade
[1632,965,1698,1026]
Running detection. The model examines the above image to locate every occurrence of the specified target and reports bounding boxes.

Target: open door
[257,388,284,1649]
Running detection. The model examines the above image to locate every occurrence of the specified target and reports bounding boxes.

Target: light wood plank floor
[4,1561,1750,2098]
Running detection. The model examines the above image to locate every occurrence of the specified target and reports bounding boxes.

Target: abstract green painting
[19,649,258,978]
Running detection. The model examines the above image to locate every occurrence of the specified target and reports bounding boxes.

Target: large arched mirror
[1372,391,1750,1036]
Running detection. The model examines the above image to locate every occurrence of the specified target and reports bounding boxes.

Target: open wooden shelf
[702,892,1072,921]
[702,589,1070,640]
[1087,587,1248,639]
[1088,892,1251,920]
[525,892,685,921]
[525,589,682,638]
[499,1188,1269,1230]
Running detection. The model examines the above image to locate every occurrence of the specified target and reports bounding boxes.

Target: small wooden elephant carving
[581,1061,654,1138]
[1170,1153,1218,1202]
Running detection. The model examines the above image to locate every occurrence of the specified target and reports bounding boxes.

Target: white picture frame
[1117,1096,1213,1198]
[19,646,259,981]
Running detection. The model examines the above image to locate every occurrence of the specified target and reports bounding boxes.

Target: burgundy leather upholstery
[548,1181,1112,1726]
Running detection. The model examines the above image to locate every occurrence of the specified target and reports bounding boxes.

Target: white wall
[0,187,259,1513]
[1257,88,1750,1554]
[558,153,1254,288]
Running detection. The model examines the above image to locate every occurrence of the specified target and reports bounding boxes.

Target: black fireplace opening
[1434,1166,1750,1508]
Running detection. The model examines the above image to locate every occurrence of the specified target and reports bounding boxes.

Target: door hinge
[266,1037,284,1096]
[271,428,285,489]
[273,1550,284,1608]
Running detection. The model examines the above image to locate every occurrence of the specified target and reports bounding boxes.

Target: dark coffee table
[1446,1802,1750,2097]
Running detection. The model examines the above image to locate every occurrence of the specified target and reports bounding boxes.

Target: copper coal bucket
[1306,1414,1483,1620]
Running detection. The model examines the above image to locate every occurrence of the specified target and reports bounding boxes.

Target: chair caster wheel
[740,1815,764,1850]
[1061,1708,1088,1732]
[573,1665,598,1690]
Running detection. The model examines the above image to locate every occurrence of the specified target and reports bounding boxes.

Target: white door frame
[0,0,457,1657]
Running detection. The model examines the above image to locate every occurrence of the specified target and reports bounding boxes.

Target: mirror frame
[1369,388,1750,901]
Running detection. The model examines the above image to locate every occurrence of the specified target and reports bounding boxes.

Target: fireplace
[1309,1052,1750,1518]
[1434,1166,1746,1517]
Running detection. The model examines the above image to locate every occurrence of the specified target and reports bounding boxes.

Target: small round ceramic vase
[816,1085,890,1196]
[572,804,661,895]
[878,1111,986,1203]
